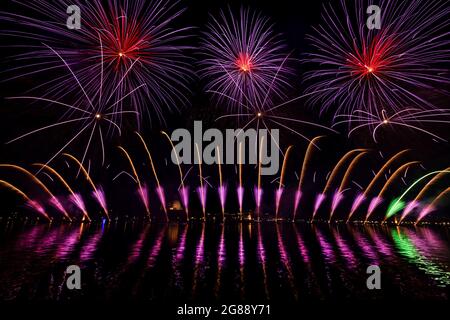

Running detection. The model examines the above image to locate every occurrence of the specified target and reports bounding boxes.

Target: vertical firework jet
[254,136,265,220]
[162,131,189,220]
[195,143,207,220]
[216,147,226,221]
[237,142,244,216]
[275,146,293,220]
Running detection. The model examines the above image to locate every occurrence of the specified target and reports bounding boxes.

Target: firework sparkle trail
[0,179,50,221]
[0,164,70,221]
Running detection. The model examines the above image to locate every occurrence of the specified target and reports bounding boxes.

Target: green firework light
[386,170,450,219]
[391,230,450,286]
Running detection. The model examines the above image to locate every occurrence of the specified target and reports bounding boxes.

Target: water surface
[0,221,449,302]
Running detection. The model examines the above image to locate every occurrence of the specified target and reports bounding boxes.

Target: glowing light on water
[257,224,269,299]
[391,230,450,286]
[147,228,166,269]
[332,229,357,269]
[175,225,188,263]
[193,224,206,293]
[214,224,226,298]
[238,224,245,297]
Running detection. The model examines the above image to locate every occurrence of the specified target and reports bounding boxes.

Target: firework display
[1,0,193,125]
[0,0,449,312]
[199,7,293,112]
[303,0,450,134]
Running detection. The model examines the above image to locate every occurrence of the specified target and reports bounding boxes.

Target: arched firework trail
[199,7,294,113]
[1,0,193,125]
[304,0,450,125]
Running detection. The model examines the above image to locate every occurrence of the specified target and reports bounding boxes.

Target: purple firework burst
[303,0,450,120]
[1,0,193,126]
[199,7,294,113]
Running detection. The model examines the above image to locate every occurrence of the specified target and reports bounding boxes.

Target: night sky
[0,0,449,219]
